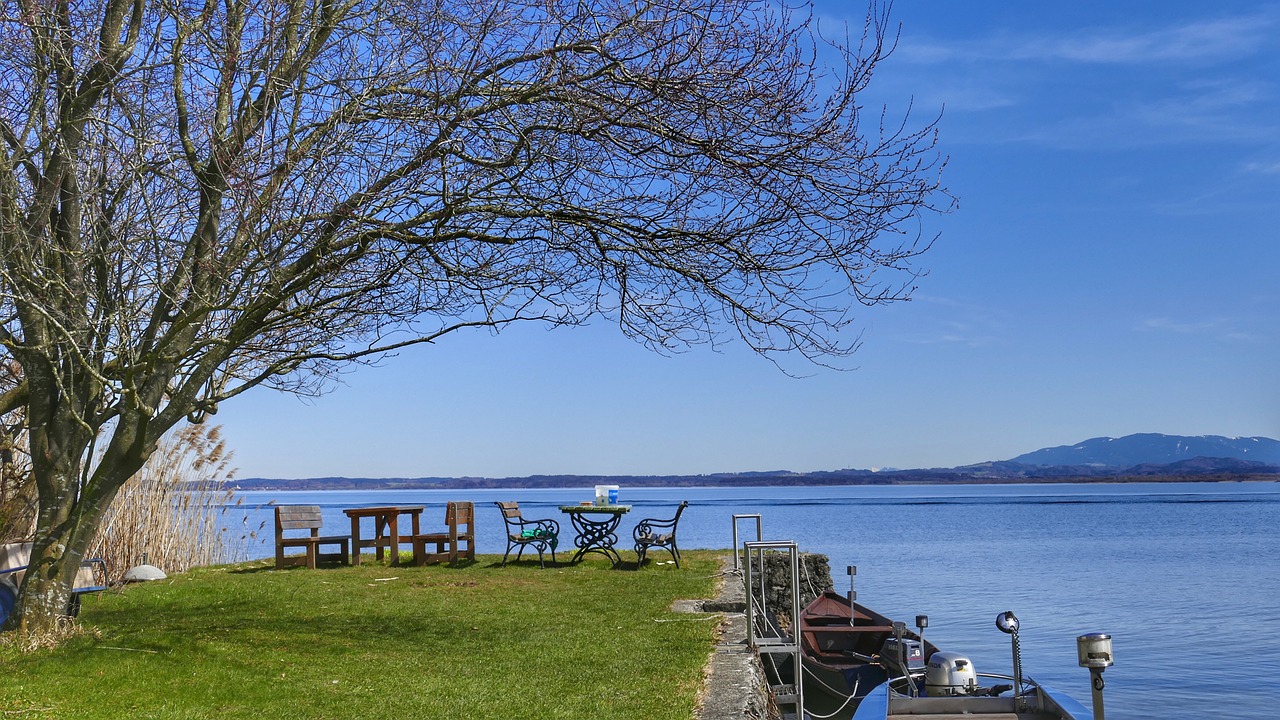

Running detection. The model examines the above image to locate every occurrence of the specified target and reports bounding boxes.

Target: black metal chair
[633,501,689,568]
[494,501,559,568]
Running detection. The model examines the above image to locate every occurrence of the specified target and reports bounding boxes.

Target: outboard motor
[925,651,979,696]
[879,635,926,679]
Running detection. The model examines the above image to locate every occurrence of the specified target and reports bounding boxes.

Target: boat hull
[795,591,938,716]
[850,678,1090,720]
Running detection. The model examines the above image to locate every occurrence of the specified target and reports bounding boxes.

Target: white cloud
[1243,159,1280,174]
[1141,317,1226,333]
[1140,317,1264,343]
[1013,76,1278,149]
[892,296,1010,347]
[899,10,1278,66]
[1026,15,1275,64]
[879,8,1280,153]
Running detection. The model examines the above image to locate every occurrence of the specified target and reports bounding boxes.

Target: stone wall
[747,550,833,618]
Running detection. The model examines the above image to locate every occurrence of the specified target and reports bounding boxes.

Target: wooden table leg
[349,515,362,566]
[388,514,400,565]
[373,514,387,562]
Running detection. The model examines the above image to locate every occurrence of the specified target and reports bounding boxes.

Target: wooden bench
[274,506,351,569]
[412,501,475,566]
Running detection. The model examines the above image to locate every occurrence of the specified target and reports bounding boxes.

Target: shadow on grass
[226,560,357,575]
[481,558,566,569]
[229,555,485,575]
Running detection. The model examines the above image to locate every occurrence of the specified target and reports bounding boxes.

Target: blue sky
[215,1,1279,479]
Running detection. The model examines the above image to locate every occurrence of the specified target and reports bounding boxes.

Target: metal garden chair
[633,501,689,568]
[494,501,559,568]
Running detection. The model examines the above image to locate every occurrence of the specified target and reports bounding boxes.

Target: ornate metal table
[559,505,631,566]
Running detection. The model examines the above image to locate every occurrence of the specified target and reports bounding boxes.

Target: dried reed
[0,614,97,651]
[0,360,35,542]
[0,461,35,543]
[87,424,261,576]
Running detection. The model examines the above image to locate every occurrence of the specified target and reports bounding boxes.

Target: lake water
[224,481,1280,719]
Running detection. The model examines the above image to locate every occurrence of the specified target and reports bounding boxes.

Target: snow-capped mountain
[1009,433,1280,467]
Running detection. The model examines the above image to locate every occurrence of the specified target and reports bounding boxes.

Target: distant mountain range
[1010,433,1280,467]
[229,433,1280,490]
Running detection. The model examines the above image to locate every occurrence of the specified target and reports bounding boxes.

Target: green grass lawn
[0,552,724,719]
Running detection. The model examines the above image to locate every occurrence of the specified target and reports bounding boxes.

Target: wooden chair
[412,501,475,566]
[633,501,689,568]
[495,501,559,568]
[274,505,351,569]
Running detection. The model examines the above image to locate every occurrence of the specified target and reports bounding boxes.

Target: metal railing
[730,513,762,572]
[742,539,803,719]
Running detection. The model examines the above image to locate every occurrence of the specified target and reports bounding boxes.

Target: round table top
[558,504,631,514]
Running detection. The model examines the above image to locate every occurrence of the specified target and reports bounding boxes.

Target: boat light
[1077,632,1113,720]
[1076,633,1113,669]
[847,565,857,626]
[995,611,1019,634]
[916,615,929,664]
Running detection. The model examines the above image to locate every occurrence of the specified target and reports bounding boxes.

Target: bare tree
[0,0,948,633]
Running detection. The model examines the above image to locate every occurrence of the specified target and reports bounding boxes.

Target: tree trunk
[4,469,122,634]
[3,385,141,634]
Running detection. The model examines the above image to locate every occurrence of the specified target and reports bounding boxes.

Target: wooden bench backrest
[447,501,475,526]
[496,501,522,521]
[276,505,324,532]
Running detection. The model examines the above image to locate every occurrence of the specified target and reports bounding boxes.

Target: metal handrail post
[731,513,762,572]
[743,539,756,647]
[743,540,800,641]
[791,544,804,715]
[742,540,803,718]
[754,519,765,629]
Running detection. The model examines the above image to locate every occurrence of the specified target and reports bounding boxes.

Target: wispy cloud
[884,7,1280,151]
[1243,159,1280,174]
[1140,317,1265,342]
[893,295,1010,347]
[1142,317,1228,334]
[1018,15,1276,64]
[1014,76,1278,149]
[899,10,1279,66]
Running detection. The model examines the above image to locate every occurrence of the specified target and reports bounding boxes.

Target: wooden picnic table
[343,506,425,566]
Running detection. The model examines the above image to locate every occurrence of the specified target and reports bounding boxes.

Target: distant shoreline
[224,471,1279,492]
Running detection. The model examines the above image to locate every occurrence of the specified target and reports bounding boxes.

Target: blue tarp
[0,578,15,626]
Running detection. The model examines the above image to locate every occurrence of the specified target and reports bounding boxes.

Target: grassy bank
[0,552,724,719]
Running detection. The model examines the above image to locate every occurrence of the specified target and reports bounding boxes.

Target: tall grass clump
[87,424,259,575]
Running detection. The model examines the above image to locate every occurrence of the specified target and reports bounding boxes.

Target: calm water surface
[225,481,1280,719]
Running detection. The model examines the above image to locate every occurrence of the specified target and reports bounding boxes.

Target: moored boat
[796,590,940,716]
[849,611,1095,720]
[852,678,1089,720]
